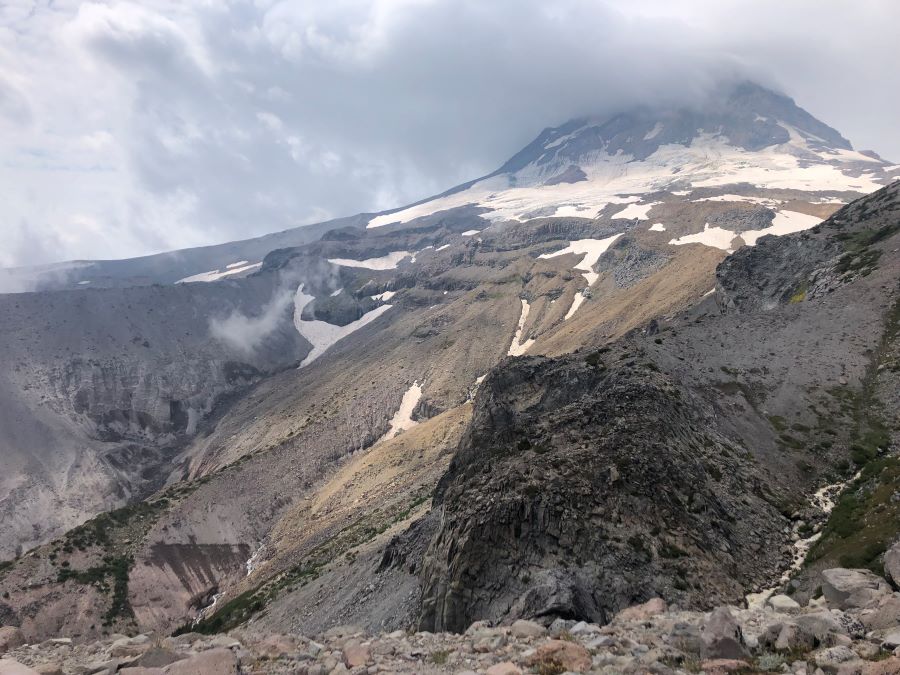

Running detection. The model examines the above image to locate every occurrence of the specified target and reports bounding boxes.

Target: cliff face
[418,352,786,632]
[0,275,309,558]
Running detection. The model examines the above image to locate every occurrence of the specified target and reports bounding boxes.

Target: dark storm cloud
[0,0,897,266]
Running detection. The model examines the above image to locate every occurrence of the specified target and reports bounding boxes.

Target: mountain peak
[498,82,853,178]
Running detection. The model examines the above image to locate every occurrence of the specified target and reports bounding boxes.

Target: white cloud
[0,0,897,266]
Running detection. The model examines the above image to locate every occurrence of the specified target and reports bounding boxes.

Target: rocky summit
[1,80,900,675]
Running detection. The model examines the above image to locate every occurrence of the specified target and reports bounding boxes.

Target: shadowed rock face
[418,353,785,632]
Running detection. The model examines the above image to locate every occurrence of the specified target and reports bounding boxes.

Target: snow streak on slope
[293,285,392,366]
[328,251,410,270]
[649,223,666,232]
[380,381,423,441]
[177,262,261,284]
[538,234,622,287]
[565,293,586,321]
[508,299,535,357]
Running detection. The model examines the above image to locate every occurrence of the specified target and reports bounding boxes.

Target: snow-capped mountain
[1,82,899,649]
[368,83,895,228]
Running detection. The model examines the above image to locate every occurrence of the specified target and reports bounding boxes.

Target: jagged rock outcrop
[418,352,786,632]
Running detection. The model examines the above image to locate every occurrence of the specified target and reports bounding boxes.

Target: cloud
[0,0,897,267]
[209,286,294,356]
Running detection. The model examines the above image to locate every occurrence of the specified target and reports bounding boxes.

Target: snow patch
[565,293,586,320]
[380,381,423,441]
[648,223,666,232]
[538,234,623,287]
[693,194,781,206]
[669,224,736,251]
[328,251,409,270]
[226,260,250,269]
[178,262,261,284]
[293,285,392,366]
[330,288,343,297]
[435,244,451,251]
[643,122,663,140]
[461,229,480,236]
[371,290,396,301]
[507,299,535,356]
[612,202,658,220]
[738,210,821,246]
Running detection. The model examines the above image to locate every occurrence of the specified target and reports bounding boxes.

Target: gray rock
[0,626,25,654]
[812,645,859,673]
[859,594,900,630]
[821,569,891,610]
[882,630,900,649]
[884,541,900,587]
[0,661,40,675]
[509,620,546,638]
[768,594,802,614]
[701,607,749,660]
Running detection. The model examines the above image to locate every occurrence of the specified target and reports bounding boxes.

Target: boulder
[813,645,861,673]
[509,619,546,638]
[527,640,592,673]
[130,648,185,669]
[775,623,817,652]
[701,607,749,660]
[884,541,900,587]
[485,663,522,675]
[859,594,900,630]
[822,569,891,610]
[768,594,802,614]
[865,657,900,675]
[164,648,237,675]
[791,610,863,644]
[615,598,668,622]
[342,640,371,668]
[0,661,39,675]
[882,630,900,650]
[0,626,25,654]
[701,660,753,675]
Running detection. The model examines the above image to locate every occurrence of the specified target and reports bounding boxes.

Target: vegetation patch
[833,222,900,277]
[808,296,900,573]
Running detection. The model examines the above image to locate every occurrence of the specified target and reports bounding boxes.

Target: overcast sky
[1,0,897,267]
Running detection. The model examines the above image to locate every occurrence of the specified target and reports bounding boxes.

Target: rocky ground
[7,558,900,674]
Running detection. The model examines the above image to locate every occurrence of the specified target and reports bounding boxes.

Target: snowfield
[649,223,666,232]
[507,299,535,357]
[739,210,822,245]
[177,262,261,284]
[293,285,393,366]
[327,251,410,270]
[669,224,737,251]
[612,202,658,220]
[365,125,889,230]
[538,234,623,287]
[669,210,821,251]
